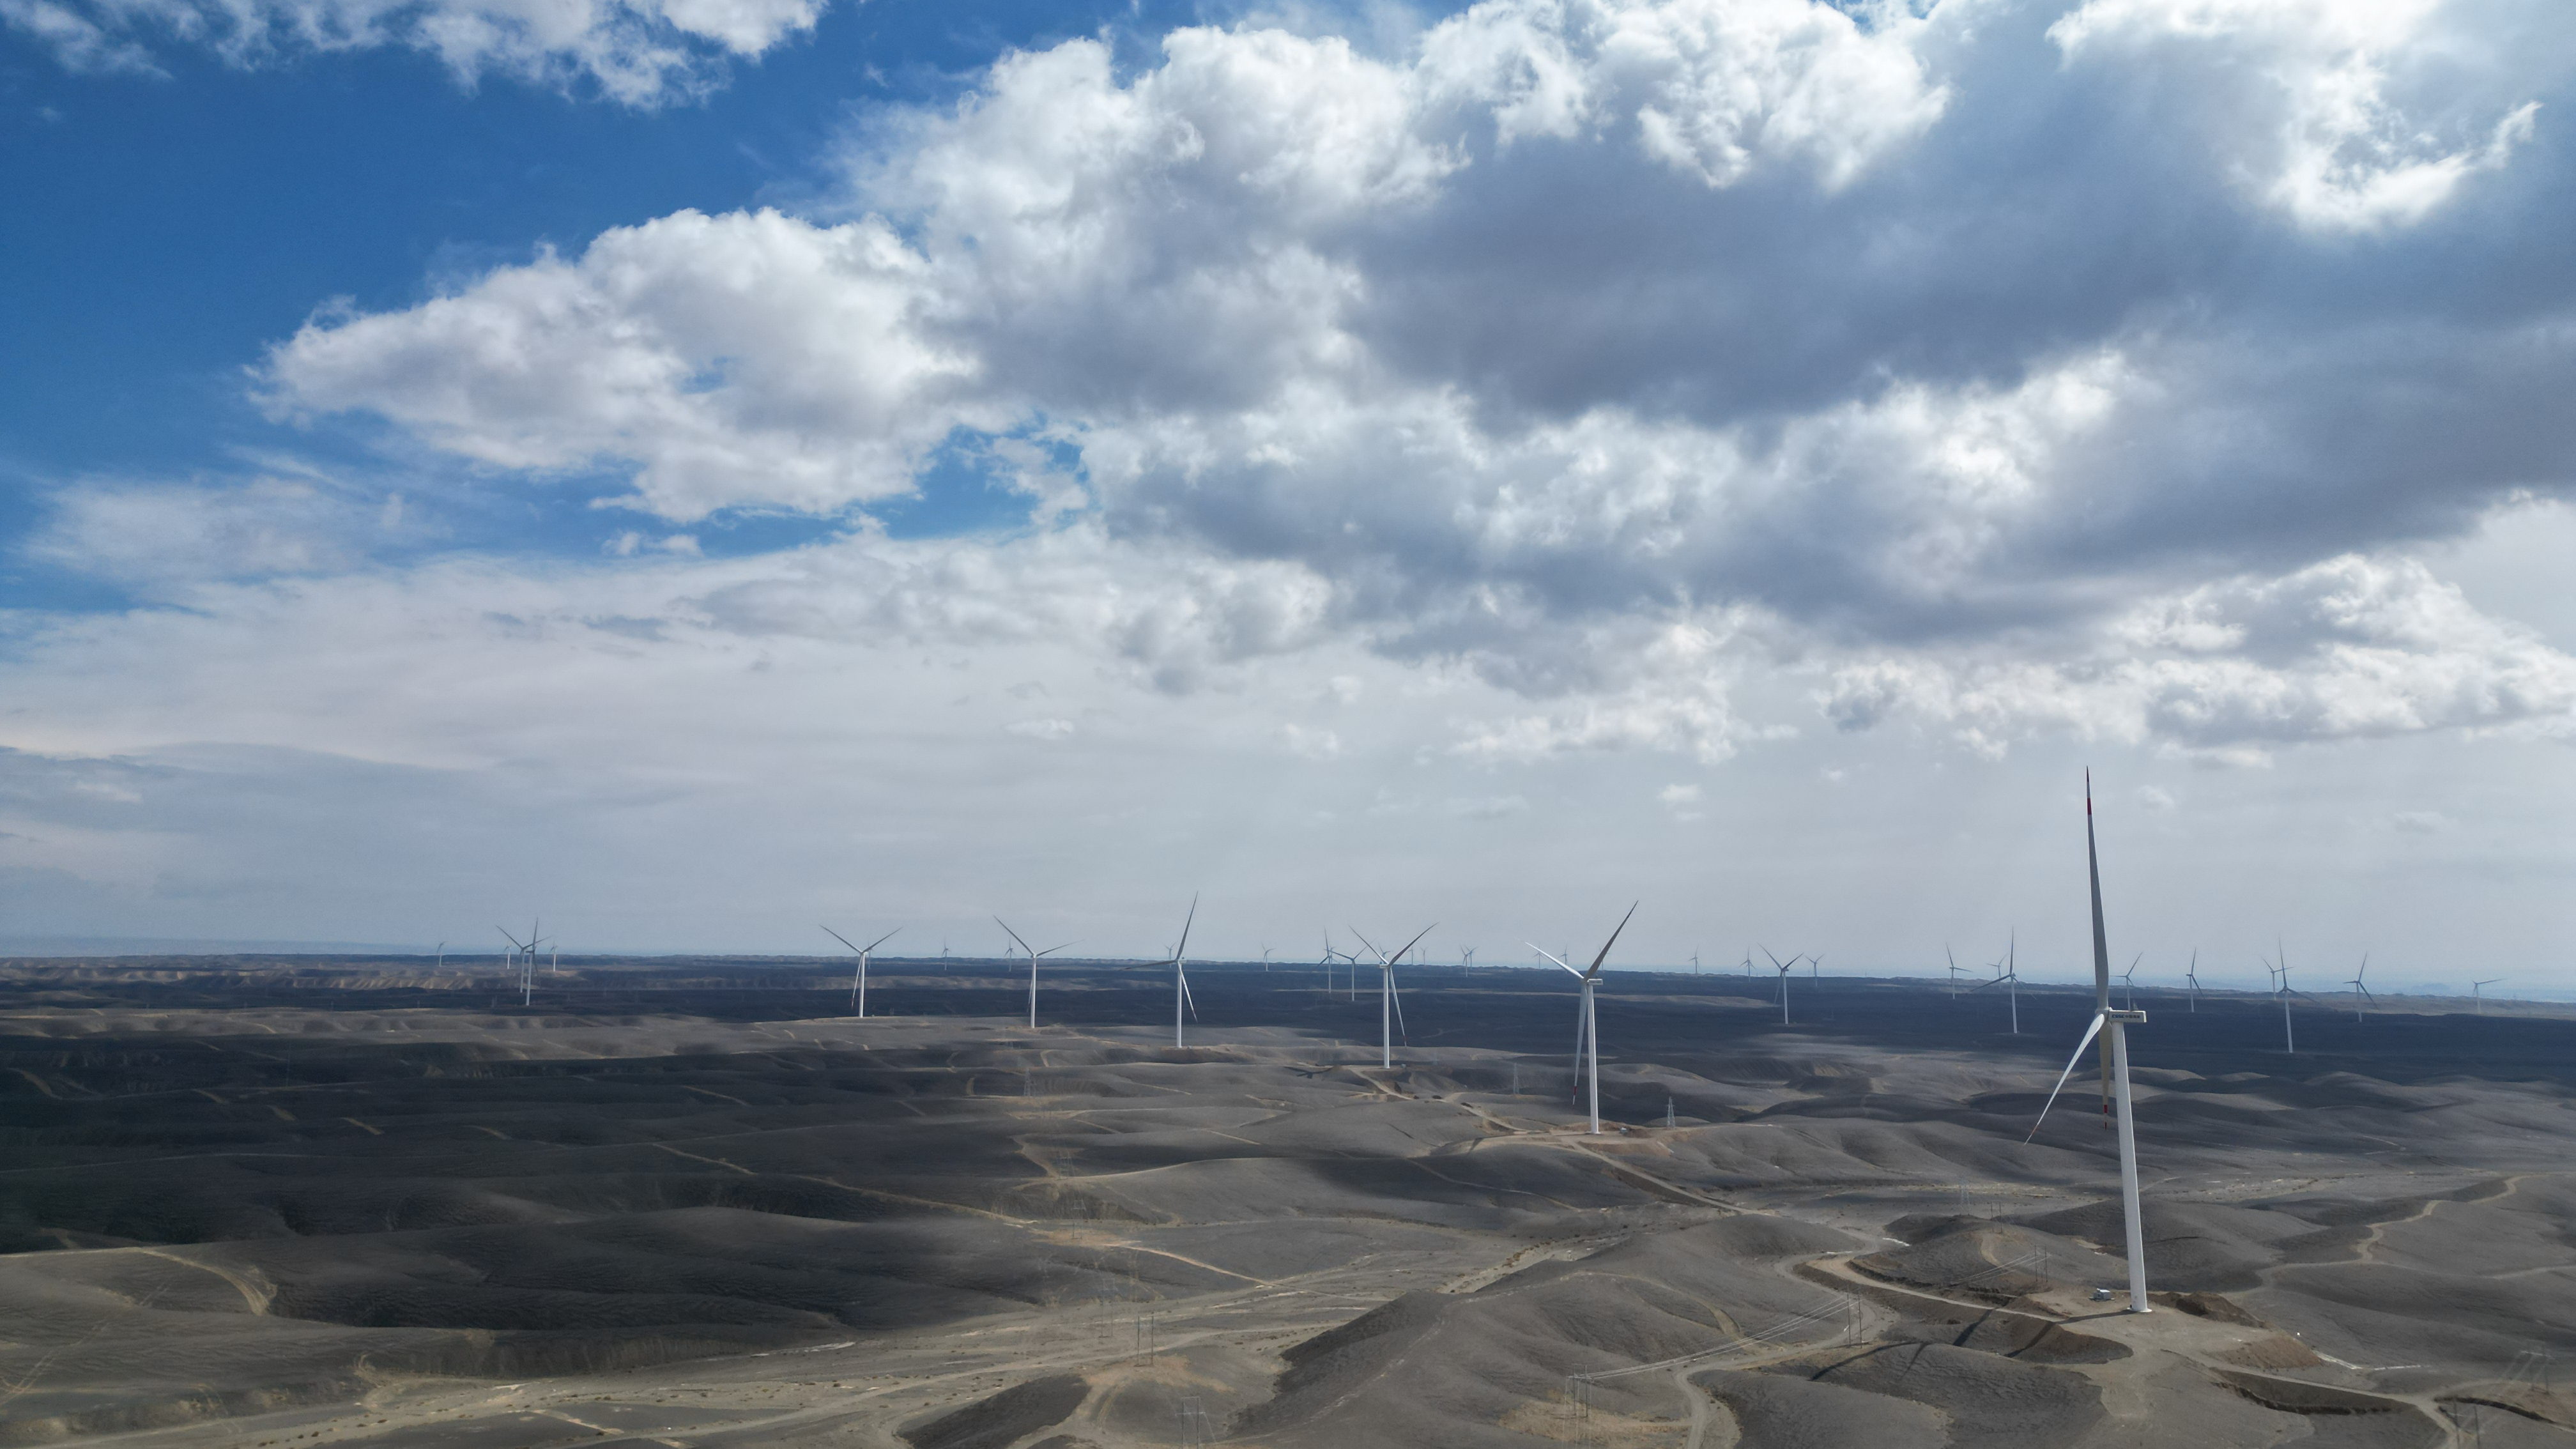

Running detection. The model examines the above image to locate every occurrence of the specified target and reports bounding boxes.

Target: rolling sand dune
[0,956,2570,1446]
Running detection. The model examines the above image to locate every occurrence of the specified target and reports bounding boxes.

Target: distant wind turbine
[1348,924,1434,1070]
[1946,945,1968,1000]
[1763,947,1798,1025]
[2267,947,2315,1053]
[1970,935,2020,1034]
[2346,954,2372,1023]
[1530,903,1636,1135]
[822,924,899,1017]
[1165,896,1200,1048]
[2472,977,2501,1015]
[495,919,546,1006]
[2025,770,2150,1314]
[2119,953,2141,1011]
[2184,950,2200,1012]
[995,917,1073,1029]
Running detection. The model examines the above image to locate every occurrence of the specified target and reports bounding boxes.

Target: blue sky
[4,0,2575,987]
[1,0,1211,579]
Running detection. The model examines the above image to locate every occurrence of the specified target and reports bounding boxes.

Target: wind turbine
[1971,935,2020,1034]
[995,917,1073,1030]
[2472,977,2501,1015]
[2026,770,2150,1314]
[2119,953,2142,1011]
[1529,903,1636,1135]
[2184,949,2200,1012]
[434,941,445,971]
[495,925,526,999]
[822,925,900,1017]
[495,921,546,1006]
[1946,945,1969,1000]
[2346,954,2372,1023]
[1348,924,1434,1070]
[1165,896,1200,1048]
[2266,949,2313,1054]
[1689,951,1699,977]
[1763,948,1798,1024]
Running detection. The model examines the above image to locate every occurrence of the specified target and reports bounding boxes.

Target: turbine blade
[865,927,901,953]
[1175,893,1198,963]
[1181,967,1199,1020]
[1526,943,1583,977]
[994,916,1032,955]
[2027,1013,2110,1143]
[2085,770,2110,1011]
[1585,901,1638,977]
[822,926,862,954]
[1392,923,1437,965]
[1571,998,1588,1083]
[1347,926,1384,963]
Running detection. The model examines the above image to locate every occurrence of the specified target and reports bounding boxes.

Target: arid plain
[2,957,2572,1448]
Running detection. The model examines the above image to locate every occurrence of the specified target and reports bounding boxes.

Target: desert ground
[1,954,2570,1448]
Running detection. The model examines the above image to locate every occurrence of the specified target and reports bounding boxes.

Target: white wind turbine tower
[2346,954,2372,1023]
[1348,924,1434,1070]
[2184,950,2200,1012]
[822,925,900,1017]
[1529,903,1636,1136]
[2027,770,2151,1314]
[1164,896,1200,1048]
[2472,977,2501,1015]
[434,942,445,972]
[1972,935,2020,1034]
[1763,948,1798,1023]
[995,917,1073,1030]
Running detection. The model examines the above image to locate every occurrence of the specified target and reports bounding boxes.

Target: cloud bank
[1,0,824,100]
[248,0,2576,762]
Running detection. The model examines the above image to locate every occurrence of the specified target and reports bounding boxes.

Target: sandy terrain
[0,956,2569,1447]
